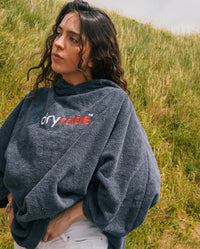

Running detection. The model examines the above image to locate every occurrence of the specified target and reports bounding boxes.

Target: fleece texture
[0,78,160,249]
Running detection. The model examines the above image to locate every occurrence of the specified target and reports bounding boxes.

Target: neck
[62,70,93,86]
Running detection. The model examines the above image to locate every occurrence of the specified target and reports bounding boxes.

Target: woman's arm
[41,201,86,242]
[0,99,25,208]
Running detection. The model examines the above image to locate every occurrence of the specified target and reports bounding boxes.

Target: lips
[52,53,64,61]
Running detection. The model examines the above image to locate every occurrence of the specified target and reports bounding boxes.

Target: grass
[1,0,200,248]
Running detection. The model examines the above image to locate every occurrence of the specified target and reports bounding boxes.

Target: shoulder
[99,79,130,103]
[23,87,51,104]
[25,87,49,98]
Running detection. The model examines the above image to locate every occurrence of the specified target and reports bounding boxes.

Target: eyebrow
[57,25,80,36]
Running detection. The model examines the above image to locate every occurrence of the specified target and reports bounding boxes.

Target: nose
[54,35,65,50]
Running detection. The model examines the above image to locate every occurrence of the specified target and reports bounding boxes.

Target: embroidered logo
[41,113,92,127]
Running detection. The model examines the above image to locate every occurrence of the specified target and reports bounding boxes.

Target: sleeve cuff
[0,187,9,208]
[82,197,92,222]
[0,196,8,208]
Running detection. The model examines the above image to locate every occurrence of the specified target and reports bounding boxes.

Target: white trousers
[14,219,108,249]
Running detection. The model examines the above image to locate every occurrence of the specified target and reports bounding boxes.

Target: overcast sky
[87,0,200,34]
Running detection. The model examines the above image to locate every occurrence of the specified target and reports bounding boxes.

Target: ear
[88,58,94,68]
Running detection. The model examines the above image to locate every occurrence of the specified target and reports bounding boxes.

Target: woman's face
[51,12,93,85]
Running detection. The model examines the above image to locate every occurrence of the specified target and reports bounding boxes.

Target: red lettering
[58,116,92,125]
[82,116,91,125]
[64,118,73,125]
[59,118,66,125]
[73,115,81,124]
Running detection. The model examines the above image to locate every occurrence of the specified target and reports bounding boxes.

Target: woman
[0,1,160,249]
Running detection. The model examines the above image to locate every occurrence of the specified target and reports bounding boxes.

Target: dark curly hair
[27,0,129,96]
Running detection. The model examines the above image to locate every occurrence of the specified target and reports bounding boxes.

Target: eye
[55,27,62,37]
[70,37,79,44]
[55,31,62,37]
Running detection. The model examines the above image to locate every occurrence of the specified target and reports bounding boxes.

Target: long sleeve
[82,96,160,238]
[1,80,160,249]
[0,99,25,207]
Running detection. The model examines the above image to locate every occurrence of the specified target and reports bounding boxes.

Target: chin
[51,64,61,75]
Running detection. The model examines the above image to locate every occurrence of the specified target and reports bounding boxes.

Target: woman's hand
[8,208,14,228]
[41,208,72,242]
[6,193,13,228]
[41,200,86,242]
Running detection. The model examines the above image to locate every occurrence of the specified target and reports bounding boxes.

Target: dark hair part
[27,0,129,96]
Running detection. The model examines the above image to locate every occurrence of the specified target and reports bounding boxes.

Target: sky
[87,0,200,34]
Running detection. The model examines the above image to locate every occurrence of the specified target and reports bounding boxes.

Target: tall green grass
[1,0,200,248]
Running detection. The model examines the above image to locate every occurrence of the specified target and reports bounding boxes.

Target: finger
[47,234,54,241]
[8,208,14,228]
[8,217,12,228]
[41,233,49,242]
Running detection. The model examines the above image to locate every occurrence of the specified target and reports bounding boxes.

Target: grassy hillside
[0,0,200,248]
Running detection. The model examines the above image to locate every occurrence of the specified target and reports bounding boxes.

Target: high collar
[53,78,120,96]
